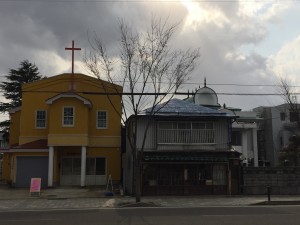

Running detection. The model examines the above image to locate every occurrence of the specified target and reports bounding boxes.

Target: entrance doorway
[60,157,107,186]
[60,157,81,186]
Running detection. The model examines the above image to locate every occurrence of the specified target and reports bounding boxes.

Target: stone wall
[243,167,300,195]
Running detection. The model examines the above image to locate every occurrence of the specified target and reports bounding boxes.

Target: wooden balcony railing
[158,129,215,144]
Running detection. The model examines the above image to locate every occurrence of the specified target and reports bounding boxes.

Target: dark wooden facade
[141,151,241,195]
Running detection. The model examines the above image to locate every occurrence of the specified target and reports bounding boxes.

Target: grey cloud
[0,1,289,110]
[0,1,187,74]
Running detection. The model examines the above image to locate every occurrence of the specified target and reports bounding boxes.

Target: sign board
[29,178,41,197]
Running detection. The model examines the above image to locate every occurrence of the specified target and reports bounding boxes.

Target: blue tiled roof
[142,98,232,117]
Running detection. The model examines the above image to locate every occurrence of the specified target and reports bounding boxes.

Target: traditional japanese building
[124,98,241,195]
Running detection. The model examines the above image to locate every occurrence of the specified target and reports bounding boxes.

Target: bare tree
[278,77,299,116]
[83,17,200,202]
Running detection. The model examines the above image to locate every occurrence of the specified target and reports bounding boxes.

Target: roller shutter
[16,156,48,188]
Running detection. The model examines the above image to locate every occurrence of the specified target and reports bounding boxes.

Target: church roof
[0,139,48,153]
[11,139,48,149]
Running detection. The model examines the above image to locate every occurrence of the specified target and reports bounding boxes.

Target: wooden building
[124,98,241,195]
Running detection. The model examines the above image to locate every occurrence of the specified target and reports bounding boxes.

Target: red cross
[65,40,81,80]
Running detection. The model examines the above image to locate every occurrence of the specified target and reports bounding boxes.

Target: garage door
[16,156,48,188]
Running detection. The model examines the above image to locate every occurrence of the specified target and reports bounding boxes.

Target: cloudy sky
[1,0,300,114]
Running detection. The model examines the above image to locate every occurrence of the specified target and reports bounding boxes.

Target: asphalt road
[0,206,300,225]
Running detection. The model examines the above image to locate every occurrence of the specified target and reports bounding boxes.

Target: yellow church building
[1,73,122,188]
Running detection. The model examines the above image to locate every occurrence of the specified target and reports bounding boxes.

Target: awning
[143,151,240,163]
[144,155,229,162]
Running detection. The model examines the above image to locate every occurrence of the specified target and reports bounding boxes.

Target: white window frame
[97,110,108,129]
[35,110,47,129]
[62,106,75,127]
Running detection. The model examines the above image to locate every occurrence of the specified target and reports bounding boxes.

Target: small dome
[194,80,220,109]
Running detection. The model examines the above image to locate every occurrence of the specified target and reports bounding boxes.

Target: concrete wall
[243,167,300,194]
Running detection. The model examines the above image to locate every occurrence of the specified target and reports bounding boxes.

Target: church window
[35,110,46,128]
[97,111,108,129]
[63,106,74,126]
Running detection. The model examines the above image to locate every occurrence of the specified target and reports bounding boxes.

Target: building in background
[220,108,261,167]
[253,104,300,166]
[1,73,122,188]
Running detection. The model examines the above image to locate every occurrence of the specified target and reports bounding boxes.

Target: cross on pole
[65,40,81,81]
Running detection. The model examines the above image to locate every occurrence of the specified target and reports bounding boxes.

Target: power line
[14,90,300,96]
[0,0,298,2]
[0,81,297,87]
[3,77,294,87]
[108,80,300,87]
[202,83,293,87]
[1,76,298,87]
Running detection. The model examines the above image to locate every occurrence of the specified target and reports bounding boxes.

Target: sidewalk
[1,184,300,211]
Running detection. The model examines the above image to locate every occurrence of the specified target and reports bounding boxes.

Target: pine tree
[0,60,45,139]
[0,60,44,111]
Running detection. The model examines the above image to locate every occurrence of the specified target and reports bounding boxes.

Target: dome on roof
[194,79,220,109]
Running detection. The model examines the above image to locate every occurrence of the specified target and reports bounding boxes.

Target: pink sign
[30,178,41,195]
